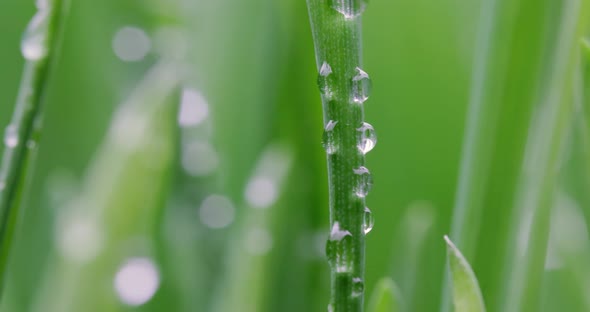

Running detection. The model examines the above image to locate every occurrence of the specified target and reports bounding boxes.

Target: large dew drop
[21,10,51,61]
[318,62,334,100]
[322,120,339,155]
[357,122,377,154]
[363,207,374,234]
[329,0,368,19]
[351,277,364,297]
[4,125,18,148]
[351,67,372,104]
[326,222,352,273]
[353,166,373,198]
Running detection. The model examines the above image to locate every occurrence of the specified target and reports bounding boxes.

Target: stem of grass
[306,1,374,311]
[0,0,69,293]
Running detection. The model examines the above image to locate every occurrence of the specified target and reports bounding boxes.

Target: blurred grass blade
[500,1,590,311]
[30,61,180,312]
[210,144,293,312]
[367,277,405,312]
[444,236,486,312]
[0,0,69,293]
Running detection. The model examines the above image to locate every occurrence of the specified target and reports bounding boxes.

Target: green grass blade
[305,0,374,310]
[366,278,405,312]
[444,236,486,312]
[0,0,69,294]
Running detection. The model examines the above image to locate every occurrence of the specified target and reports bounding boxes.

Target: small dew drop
[178,88,209,127]
[363,207,374,234]
[245,228,273,255]
[318,62,334,99]
[328,303,335,312]
[181,140,219,177]
[114,258,160,306]
[351,277,364,297]
[21,11,50,61]
[245,176,278,209]
[0,181,5,192]
[353,166,373,198]
[329,0,368,19]
[112,26,151,62]
[357,122,377,154]
[351,67,372,104]
[322,120,339,155]
[199,194,235,229]
[329,221,351,241]
[4,125,18,148]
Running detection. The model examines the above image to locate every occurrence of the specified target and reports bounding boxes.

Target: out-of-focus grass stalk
[366,277,405,312]
[500,1,590,311]
[0,0,69,292]
[209,144,293,312]
[306,0,374,310]
[30,62,180,312]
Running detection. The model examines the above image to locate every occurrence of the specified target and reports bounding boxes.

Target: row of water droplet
[318,59,375,303]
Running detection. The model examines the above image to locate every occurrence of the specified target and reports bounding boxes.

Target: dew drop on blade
[351,277,364,297]
[363,207,374,234]
[353,166,373,197]
[318,61,334,100]
[329,0,368,19]
[322,120,339,155]
[351,67,372,104]
[357,122,377,154]
[4,125,18,148]
[21,11,50,61]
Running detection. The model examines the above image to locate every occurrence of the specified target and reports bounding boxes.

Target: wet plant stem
[0,0,69,293]
[306,1,373,311]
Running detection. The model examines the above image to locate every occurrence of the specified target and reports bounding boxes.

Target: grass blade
[366,277,405,312]
[444,235,486,312]
[0,0,69,293]
[306,0,374,310]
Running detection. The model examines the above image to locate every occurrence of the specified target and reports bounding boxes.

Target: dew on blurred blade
[181,140,219,176]
[351,277,364,297]
[112,26,151,62]
[245,228,273,255]
[114,258,160,306]
[21,10,50,61]
[178,88,209,127]
[55,212,104,263]
[4,124,18,148]
[199,194,235,229]
[245,176,278,209]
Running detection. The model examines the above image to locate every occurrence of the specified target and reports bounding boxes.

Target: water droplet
[114,258,160,306]
[178,88,209,127]
[351,277,364,297]
[329,0,368,19]
[4,125,18,148]
[56,213,104,263]
[363,207,374,234]
[199,194,235,229]
[329,221,351,241]
[0,181,5,192]
[357,122,376,154]
[322,120,339,155]
[353,166,373,197]
[21,10,50,61]
[245,176,278,209]
[112,26,151,62]
[351,67,371,104]
[318,62,334,99]
[326,222,352,272]
[328,303,335,312]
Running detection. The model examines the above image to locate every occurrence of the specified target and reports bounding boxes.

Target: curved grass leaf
[367,277,405,312]
[444,235,486,312]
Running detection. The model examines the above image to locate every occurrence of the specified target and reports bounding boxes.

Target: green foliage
[444,236,485,312]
